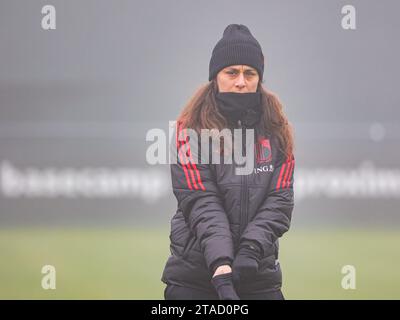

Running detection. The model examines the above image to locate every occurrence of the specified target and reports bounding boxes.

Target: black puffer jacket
[161,122,295,294]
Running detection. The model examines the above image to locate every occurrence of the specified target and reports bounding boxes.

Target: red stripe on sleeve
[176,123,193,190]
[285,159,295,188]
[184,128,206,191]
[282,159,293,189]
[276,163,287,190]
[181,128,199,190]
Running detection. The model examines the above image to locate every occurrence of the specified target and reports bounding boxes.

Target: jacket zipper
[240,172,248,236]
[239,122,249,236]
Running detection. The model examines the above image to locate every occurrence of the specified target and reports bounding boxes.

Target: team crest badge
[256,136,272,164]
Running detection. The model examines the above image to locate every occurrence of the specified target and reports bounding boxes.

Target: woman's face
[216,65,259,93]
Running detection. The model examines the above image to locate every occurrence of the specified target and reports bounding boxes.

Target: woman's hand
[212,264,232,278]
[211,272,240,300]
[231,243,261,285]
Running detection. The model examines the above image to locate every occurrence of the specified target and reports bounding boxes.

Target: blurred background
[0,0,399,299]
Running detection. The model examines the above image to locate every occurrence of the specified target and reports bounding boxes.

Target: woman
[161,24,295,300]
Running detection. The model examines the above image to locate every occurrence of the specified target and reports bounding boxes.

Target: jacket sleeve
[239,141,295,258]
[171,122,234,274]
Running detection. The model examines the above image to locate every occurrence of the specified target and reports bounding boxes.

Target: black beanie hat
[209,24,264,81]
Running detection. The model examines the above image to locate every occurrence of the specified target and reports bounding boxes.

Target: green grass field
[1,227,399,299]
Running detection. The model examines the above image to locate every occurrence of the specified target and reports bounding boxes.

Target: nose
[235,73,246,89]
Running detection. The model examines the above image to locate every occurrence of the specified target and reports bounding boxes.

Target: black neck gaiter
[215,91,262,128]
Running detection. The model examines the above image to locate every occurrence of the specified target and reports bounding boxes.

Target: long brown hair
[177,80,294,159]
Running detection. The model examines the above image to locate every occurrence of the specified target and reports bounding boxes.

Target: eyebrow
[226,67,257,72]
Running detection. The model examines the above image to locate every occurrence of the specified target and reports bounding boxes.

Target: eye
[226,70,238,75]
[245,71,256,77]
